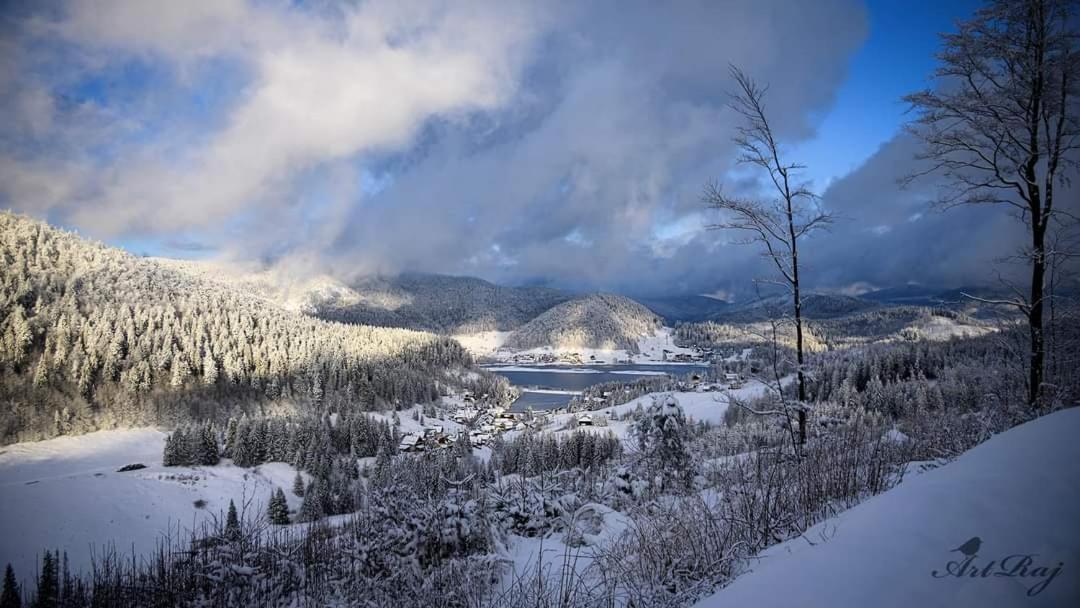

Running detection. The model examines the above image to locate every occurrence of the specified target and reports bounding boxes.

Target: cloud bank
[3,0,1068,297]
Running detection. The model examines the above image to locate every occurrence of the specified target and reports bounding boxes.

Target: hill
[503,293,663,353]
[0,213,472,444]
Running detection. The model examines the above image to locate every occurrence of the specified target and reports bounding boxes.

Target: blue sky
[794,0,984,189]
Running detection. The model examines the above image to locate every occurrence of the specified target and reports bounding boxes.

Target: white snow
[543,382,771,441]
[693,407,1080,608]
[0,429,303,589]
[452,330,512,357]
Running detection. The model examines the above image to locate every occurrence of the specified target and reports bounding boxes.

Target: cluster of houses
[397,425,457,453]
[399,393,564,452]
[660,348,716,363]
[681,372,744,392]
[501,351,586,365]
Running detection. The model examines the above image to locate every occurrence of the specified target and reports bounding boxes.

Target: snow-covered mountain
[503,293,664,353]
[319,273,571,334]
[159,262,571,334]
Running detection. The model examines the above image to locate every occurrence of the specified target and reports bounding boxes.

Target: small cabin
[398,434,422,452]
[577,414,594,426]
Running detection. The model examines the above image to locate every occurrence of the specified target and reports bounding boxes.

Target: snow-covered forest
[0,213,477,444]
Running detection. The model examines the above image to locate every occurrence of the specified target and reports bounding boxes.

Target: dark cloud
[808,133,1079,293]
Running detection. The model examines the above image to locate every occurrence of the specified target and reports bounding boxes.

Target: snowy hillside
[503,294,664,354]
[694,407,1080,608]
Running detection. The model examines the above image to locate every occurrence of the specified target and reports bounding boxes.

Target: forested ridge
[0,213,473,444]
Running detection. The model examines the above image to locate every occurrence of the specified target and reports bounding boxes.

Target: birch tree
[703,66,833,444]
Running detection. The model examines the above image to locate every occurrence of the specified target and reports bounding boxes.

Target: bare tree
[903,0,1079,408]
[703,66,834,444]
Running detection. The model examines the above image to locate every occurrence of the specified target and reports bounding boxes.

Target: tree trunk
[1029,223,1046,409]
[793,290,807,445]
[785,172,808,445]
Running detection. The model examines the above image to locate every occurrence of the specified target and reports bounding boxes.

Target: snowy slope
[694,407,1080,608]
[0,429,303,590]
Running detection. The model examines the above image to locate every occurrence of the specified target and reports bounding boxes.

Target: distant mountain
[709,293,880,322]
[159,262,572,335]
[0,213,471,444]
[322,273,571,334]
[504,293,663,353]
[861,284,1032,320]
[636,295,731,323]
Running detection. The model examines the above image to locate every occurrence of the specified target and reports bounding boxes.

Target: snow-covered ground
[694,407,1080,608]
[543,381,771,441]
[0,429,304,590]
[461,326,702,365]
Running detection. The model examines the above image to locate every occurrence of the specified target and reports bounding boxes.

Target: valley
[1,2,1078,604]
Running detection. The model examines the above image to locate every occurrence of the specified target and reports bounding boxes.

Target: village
[395,369,746,453]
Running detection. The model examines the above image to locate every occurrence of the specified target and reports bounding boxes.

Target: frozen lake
[484,363,712,412]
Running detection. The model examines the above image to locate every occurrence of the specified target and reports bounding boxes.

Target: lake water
[484,363,712,412]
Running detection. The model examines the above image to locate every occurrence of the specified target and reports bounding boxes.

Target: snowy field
[694,407,1080,608]
[0,429,304,590]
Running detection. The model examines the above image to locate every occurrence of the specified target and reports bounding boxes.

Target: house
[398,434,422,452]
[577,414,593,426]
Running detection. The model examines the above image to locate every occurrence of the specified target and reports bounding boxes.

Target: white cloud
[15,1,551,238]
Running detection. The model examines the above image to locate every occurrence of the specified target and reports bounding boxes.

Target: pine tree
[292,471,305,497]
[33,551,57,608]
[224,500,241,540]
[634,394,692,488]
[267,487,290,525]
[223,417,239,458]
[162,432,178,467]
[1,564,20,608]
[197,423,219,466]
[297,481,324,522]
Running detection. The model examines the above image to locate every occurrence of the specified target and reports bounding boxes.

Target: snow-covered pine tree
[292,471,305,497]
[224,500,241,540]
[223,417,238,458]
[297,481,323,522]
[267,487,290,525]
[198,423,219,466]
[634,394,692,488]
